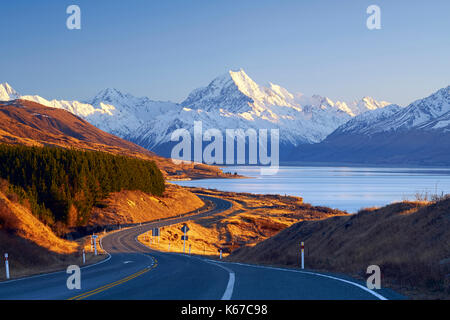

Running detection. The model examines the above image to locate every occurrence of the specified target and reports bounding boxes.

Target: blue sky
[0,0,449,106]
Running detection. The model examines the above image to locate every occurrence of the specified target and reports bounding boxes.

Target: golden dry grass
[0,190,109,280]
[89,183,205,225]
[228,198,450,299]
[138,187,347,258]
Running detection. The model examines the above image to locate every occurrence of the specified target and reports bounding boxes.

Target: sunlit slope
[89,184,205,225]
[228,198,450,299]
[0,99,228,179]
[139,188,347,257]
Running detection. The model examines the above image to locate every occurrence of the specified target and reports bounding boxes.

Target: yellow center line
[68,259,158,300]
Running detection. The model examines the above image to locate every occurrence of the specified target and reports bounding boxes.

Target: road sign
[181,224,189,254]
[180,224,189,233]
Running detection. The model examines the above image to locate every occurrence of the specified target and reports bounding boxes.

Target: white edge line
[0,232,113,285]
[134,239,236,300]
[211,260,388,300]
[203,260,235,300]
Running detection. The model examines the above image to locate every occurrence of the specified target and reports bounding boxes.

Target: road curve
[0,195,402,300]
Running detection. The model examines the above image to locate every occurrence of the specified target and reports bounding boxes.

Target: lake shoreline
[174,166,450,213]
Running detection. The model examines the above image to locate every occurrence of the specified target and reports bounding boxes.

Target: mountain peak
[0,82,20,100]
[95,88,125,99]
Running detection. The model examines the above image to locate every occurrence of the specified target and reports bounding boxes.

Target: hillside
[0,99,229,179]
[89,184,206,226]
[0,187,102,280]
[138,188,347,257]
[0,144,166,227]
[228,198,450,299]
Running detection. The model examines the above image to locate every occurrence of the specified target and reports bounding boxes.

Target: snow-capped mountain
[0,83,20,100]
[126,69,393,159]
[85,88,179,136]
[0,70,393,161]
[11,86,179,137]
[332,104,403,135]
[368,85,450,133]
[328,85,450,137]
[291,85,450,165]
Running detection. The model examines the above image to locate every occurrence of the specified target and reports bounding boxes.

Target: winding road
[0,195,402,300]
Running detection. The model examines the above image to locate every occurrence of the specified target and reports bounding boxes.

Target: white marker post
[301,242,305,269]
[189,244,191,255]
[220,249,223,260]
[82,249,86,264]
[93,235,98,256]
[168,243,171,251]
[4,253,10,279]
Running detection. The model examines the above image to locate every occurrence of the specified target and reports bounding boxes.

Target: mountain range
[0,69,393,161]
[1,70,449,165]
[0,99,226,179]
[293,85,450,165]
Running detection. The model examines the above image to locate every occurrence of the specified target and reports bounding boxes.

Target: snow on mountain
[127,70,392,158]
[338,85,450,136]
[379,85,450,132]
[0,72,393,159]
[332,104,402,135]
[6,85,179,137]
[131,69,351,152]
[85,88,179,136]
[292,85,450,165]
[0,83,20,101]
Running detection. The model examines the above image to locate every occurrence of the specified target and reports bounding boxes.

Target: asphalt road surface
[0,195,403,300]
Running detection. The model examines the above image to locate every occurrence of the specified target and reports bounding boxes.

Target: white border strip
[214,261,388,300]
[203,260,235,300]
[0,233,113,285]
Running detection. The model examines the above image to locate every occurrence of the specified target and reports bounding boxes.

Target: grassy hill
[228,198,450,299]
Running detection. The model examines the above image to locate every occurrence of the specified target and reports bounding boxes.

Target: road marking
[0,234,112,285]
[216,260,388,300]
[68,259,158,300]
[204,260,235,300]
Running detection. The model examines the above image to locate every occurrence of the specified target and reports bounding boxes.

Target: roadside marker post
[82,249,86,264]
[189,244,191,255]
[4,253,10,279]
[93,235,98,256]
[301,242,304,269]
[220,249,223,260]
